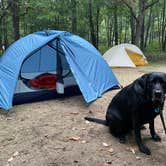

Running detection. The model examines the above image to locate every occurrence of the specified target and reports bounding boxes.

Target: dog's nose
[154,90,162,98]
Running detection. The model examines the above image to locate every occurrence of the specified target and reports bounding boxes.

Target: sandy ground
[0,63,166,166]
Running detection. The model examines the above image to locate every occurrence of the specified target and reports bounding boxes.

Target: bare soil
[0,63,166,166]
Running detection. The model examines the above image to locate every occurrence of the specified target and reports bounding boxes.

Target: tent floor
[13,85,81,105]
[13,85,120,106]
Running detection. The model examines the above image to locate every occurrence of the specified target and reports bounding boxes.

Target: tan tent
[103,43,148,67]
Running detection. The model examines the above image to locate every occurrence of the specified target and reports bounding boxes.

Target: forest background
[0,0,165,61]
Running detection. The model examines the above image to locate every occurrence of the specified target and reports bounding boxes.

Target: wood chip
[102,142,109,147]
[8,157,13,162]
[6,117,13,120]
[72,127,77,131]
[130,148,135,154]
[13,151,19,157]
[81,140,86,144]
[70,112,79,115]
[107,148,114,153]
[69,136,80,141]
[106,161,112,164]
[73,160,79,163]
[136,156,141,160]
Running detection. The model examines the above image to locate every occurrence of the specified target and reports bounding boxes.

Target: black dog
[85,72,166,155]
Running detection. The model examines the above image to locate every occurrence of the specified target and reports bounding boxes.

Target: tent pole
[56,38,64,94]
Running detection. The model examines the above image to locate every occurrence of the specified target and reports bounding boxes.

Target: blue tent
[0,30,119,110]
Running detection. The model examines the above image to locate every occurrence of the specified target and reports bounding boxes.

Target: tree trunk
[144,7,152,48]
[134,0,146,47]
[130,8,135,44]
[96,5,100,48]
[10,0,20,40]
[114,5,118,45]
[140,17,145,50]
[124,16,128,43]
[148,15,155,45]
[106,17,112,47]
[0,32,2,51]
[124,0,159,47]
[119,16,123,43]
[161,0,166,51]
[88,0,97,48]
[3,18,8,48]
[71,0,77,33]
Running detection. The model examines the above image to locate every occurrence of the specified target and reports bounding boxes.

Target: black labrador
[85,72,166,155]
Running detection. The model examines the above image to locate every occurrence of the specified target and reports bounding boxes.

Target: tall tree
[113,4,118,45]
[144,7,152,48]
[88,0,97,48]
[9,0,20,40]
[161,0,166,51]
[0,0,11,50]
[122,0,159,47]
[71,0,77,33]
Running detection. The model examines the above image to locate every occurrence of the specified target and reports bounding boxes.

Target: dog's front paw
[139,145,151,155]
[152,134,161,142]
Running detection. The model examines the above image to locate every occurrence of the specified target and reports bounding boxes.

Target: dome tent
[103,43,148,67]
[0,30,119,110]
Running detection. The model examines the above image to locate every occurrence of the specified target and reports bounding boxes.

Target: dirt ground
[0,63,166,166]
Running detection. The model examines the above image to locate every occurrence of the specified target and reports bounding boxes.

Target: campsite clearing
[0,63,166,166]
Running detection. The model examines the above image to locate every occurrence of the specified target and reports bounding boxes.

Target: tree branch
[121,0,138,22]
[145,0,159,10]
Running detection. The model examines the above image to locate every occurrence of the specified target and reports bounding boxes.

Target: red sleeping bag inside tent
[28,73,58,89]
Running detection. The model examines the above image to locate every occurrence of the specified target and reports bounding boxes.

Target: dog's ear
[134,74,148,95]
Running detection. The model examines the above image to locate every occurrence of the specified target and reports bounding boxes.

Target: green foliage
[0,0,165,60]
[145,51,166,62]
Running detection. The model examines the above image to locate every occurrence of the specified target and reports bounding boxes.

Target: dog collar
[154,108,159,113]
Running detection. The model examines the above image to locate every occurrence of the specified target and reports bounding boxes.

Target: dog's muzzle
[152,89,164,103]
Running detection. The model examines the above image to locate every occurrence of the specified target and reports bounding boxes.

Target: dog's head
[134,72,166,104]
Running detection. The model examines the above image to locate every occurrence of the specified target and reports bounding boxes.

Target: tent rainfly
[0,30,119,110]
[103,43,148,68]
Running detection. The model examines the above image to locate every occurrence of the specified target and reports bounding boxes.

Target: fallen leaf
[44,134,49,138]
[6,117,12,120]
[13,151,19,157]
[88,110,93,114]
[98,148,105,151]
[107,148,114,153]
[69,136,80,141]
[72,127,77,131]
[70,112,79,115]
[85,120,90,124]
[102,142,109,147]
[73,160,79,163]
[8,157,13,162]
[136,156,141,160]
[81,140,86,144]
[130,148,135,154]
[106,161,112,165]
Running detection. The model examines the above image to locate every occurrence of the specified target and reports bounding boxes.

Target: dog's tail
[84,117,107,126]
